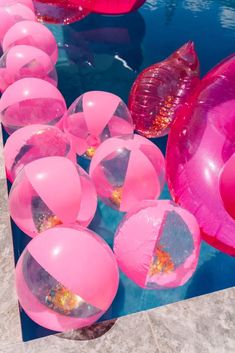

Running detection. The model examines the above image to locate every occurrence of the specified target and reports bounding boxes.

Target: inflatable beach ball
[89,134,165,211]
[114,200,201,289]
[9,156,97,237]
[16,226,119,331]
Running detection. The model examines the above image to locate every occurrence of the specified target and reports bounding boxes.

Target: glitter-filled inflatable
[9,156,97,236]
[33,0,146,22]
[114,200,201,289]
[128,42,200,138]
[89,134,165,211]
[166,54,235,256]
[33,0,90,25]
[15,226,119,331]
[63,91,134,159]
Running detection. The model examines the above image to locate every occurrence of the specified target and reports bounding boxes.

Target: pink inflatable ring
[166,54,235,256]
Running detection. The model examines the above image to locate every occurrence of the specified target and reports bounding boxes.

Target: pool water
[5,0,235,341]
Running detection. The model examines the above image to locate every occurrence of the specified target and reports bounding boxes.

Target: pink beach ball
[4,125,74,183]
[0,45,57,92]
[89,134,165,212]
[0,78,66,134]
[114,200,201,289]
[2,21,58,64]
[0,3,36,44]
[63,91,134,160]
[15,226,119,331]
[9,156,97,237]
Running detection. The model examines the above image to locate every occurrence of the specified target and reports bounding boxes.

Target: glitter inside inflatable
[33,0,90,25]
[15,226,119,331]
[114,200,201,289]
[63,91,134,159]
[89,134,165,211]
[9,156,97,237]
[128,41,200,137]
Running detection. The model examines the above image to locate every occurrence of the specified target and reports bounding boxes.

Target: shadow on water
[58,11,146,105]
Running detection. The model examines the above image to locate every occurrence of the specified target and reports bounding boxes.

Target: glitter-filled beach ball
[33,0,90,24]
[89,134,165,211]
[0,78,66,134]
[2,21,58,64]
[114,200,201,289]
[15,226,119,331]
[4,125,75,182]
[9,156,97,237]
[0,45,57,92]
[63,91,134,159]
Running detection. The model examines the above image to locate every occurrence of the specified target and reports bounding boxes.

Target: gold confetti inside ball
[15,226,119,331]
[114,200,201,289]
[89,134,165,212]
[9,156,97,237]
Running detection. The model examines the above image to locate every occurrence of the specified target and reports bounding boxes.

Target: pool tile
[0,313,159,353]
[147,287,235,353]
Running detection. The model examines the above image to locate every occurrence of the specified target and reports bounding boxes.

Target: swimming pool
[6,0,235,341]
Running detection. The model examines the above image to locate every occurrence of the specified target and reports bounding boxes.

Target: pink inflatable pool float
[0,78,66,134]
[0,3,36,44]
[4,125,75,182]
[15,226,119,331]
[166,54,235,256]
[219,154,235,220]
[114,200,201,289]
[2,21,58,65]
[128,42,200,138]
[33,0,145,17]
[9,156,97,237]
[63,91,134,159]
[89,134,165,212]
[0,45,57,92]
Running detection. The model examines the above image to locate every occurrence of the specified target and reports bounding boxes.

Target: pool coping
[0,127,235,353]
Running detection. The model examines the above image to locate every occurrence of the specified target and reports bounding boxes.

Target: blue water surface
[6,0,235,341]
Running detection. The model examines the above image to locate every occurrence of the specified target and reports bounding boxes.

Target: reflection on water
[145,0,235,31]
[143,0,158,10]
[164,0,179,24]
[220,5,235,30]
[183,0,212,13]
